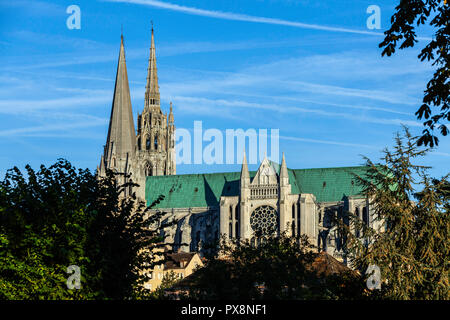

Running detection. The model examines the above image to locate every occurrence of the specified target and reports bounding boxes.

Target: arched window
[146,137,151,150]
[154,136,158,150]
[297,204,301,236]
[229,223,233,239]
[235,205,239,221]
[363,207,369,226]
[196,231,201,248]
[355,208,360,238]
[229,205,233,221]
[145,162,152,176]
[292,204,296,219]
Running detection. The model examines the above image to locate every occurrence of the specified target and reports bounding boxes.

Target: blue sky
[0,0,448,178]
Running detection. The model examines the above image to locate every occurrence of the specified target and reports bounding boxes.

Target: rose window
[250,205,278,235]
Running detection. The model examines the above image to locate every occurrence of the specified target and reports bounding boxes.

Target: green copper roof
[290,166,368,202]
[145,166,369,209]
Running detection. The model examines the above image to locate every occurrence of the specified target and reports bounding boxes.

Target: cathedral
[98,28,378,262]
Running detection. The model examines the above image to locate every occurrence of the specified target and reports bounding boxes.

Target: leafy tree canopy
[337,128,449,299]
[380,0,449,147]
[0,159,165,299]
[176,234,366,300]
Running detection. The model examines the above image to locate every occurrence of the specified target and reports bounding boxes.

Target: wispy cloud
[232,94,411,116]
[0,95,111,114]
[0,0,64,17]
[160,50,425,108]
[7,30,104,50]
[280,135,379,149]
[105,0,431,40]
[168,95,422,127]
[2,54,118,71]
[0,119,107,137]
[285,80,418,106]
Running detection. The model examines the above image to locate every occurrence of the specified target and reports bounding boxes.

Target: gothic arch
[145,135,151,151]
[355,207,360,238]
[144,162,152,176]
[362,207,369,226]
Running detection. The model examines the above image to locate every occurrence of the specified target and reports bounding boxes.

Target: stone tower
[99,28,176,200]
[133,26,176,198]
[98,34,136,196]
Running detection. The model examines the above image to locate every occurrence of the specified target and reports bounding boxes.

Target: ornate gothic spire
[104,35,136,167]
[144,24,160,109]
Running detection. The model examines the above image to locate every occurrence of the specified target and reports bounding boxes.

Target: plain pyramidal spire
[103,34,136,167]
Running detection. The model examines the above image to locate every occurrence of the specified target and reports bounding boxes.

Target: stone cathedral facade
[98,29,378,263]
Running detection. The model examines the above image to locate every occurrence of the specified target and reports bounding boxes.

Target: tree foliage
[380,0,449,147]
[149,271,181,300]
[0,159,165,299]
[339,128,449,299]
[183,234,365,300]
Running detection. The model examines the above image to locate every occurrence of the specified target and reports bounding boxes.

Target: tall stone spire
[102,35,136,172]
[135,23,176,183]
[144,25,160,109]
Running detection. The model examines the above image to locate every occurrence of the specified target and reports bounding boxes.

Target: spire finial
[241,149,250,182]
[151,20,154,32]
[280,152,288,181]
